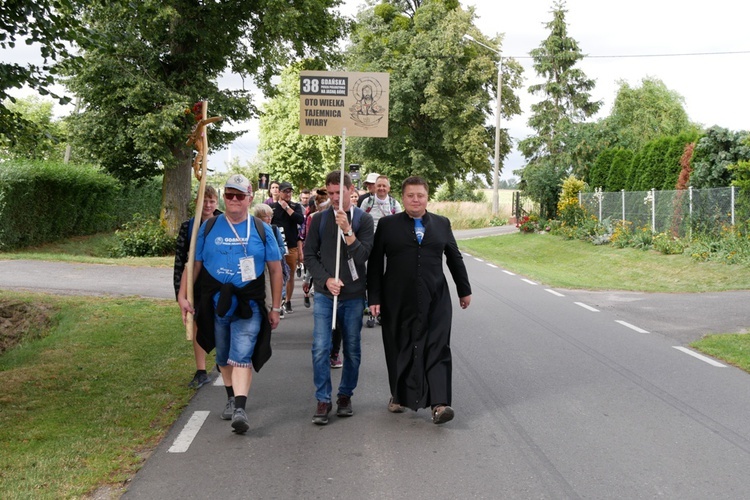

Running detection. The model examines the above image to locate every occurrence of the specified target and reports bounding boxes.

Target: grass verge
[691,334,750,372]
[0,233,171,267]
[0,291,198,498]
[459,232,750,293]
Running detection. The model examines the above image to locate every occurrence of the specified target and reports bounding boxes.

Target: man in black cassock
[367,176,472,425]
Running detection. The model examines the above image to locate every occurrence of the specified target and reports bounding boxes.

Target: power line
[509,49,750,59]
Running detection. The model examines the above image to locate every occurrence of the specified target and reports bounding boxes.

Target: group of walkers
[175,170,472,434]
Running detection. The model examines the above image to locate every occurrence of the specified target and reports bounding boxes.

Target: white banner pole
[332,128,346,329]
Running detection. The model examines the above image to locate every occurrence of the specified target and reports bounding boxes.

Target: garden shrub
[653,232,686,255]
[111,214,175,257]
[631,227,655,250]
[689,227,750,265]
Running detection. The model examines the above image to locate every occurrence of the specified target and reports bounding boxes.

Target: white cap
[225,174,251,194]
[364,172,380,184]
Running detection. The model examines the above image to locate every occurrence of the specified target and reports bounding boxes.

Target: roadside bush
[434,182,486,202]
[653,232,686,255]
[610,221,635,248]
[689,226,750,264]
[557,197,588,227]
[489,216,509,227]
[631,227,655,250]
[516,214,539,233]
[111,214,175,257]
[0,160,161,250]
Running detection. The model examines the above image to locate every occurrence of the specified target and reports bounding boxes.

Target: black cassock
[367,211,471,411]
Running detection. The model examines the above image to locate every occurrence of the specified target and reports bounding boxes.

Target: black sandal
[431,405,455,424]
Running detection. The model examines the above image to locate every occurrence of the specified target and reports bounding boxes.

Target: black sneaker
[231,408,250,433]
[187,371,210,389]
[284,301,293,313]
[312,401,333,425]
[279,307,285,319]
[336,395,353,417]
[304,295,310,308]
[296,265,302,278]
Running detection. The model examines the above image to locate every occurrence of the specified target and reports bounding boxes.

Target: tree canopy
[0,95,66,161]
[0,0,88,145]
[343,0,523,190]
[64,0,347,233]
[691,126,750,188]
[605,77,696,151]
[518,0,601,218]
[258,63,341,190]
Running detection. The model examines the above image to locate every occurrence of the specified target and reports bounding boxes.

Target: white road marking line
[487,264,498,268]
[521,279,538,285]
[673,347,726,367]
[474,257,485,262]
[545,289,565,297]
[168,411,210,453]
[213,376,224,386]
[615,320,649,333]
[575,302,599,312]
[502,270,515,276]
[463,252,473,257]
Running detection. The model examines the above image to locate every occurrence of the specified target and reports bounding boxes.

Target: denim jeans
[215,299,262,368]
[312,294,365,403]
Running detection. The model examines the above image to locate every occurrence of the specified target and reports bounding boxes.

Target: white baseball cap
[364,172,380,184]
[225,174,251,194]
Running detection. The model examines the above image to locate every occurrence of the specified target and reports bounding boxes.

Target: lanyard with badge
[340,207,359,281]
[226,217,256,282]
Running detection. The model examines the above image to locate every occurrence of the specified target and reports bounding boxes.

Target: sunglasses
[224,193,248,201]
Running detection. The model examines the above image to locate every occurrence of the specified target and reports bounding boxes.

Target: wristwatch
[271,307,283,313]
[344,229,354,237]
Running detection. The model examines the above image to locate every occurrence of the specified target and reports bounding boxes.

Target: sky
[5,0,750,180]
[213,0,750,179]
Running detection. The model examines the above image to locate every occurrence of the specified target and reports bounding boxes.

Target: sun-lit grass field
[430,189,516,229]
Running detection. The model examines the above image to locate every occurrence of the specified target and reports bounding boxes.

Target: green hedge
[0,161,161,250]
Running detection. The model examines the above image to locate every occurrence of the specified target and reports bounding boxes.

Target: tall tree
[0,0,87,144]
[65,0,346,233]
[258,63,341,190]
[518,0,601,218]
[605,77,696,151]
[344,0,523,190]
[0,96,66,161]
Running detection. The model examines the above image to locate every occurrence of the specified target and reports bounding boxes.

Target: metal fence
[579,186,746,238]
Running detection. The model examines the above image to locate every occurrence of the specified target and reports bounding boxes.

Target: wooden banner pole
[185,101,210,340]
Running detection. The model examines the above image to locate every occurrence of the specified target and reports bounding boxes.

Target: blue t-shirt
[196,214,281,287]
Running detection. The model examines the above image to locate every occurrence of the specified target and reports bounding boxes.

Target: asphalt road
[2,225,750,498]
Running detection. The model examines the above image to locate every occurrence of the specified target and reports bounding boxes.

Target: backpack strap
[252,215,265,245]
[363,195,374,213]
[204,215,218,236]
